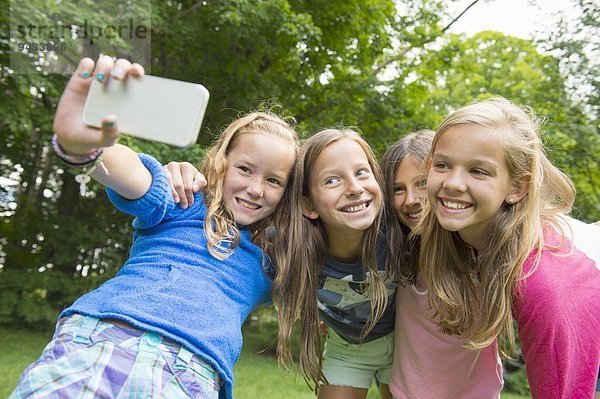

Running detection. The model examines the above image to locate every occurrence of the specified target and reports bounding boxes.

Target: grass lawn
[0,326,530,398]
[0,327,54,398]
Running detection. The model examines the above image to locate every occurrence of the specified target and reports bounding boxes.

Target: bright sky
[447,0,575,39]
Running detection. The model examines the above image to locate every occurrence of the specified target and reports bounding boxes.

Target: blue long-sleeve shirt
[61,154,272,399]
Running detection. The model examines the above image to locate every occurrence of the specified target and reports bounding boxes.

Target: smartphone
[82,75,209,147]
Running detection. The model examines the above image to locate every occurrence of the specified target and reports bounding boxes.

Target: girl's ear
[506,173,531,204]
[302,196,320,220]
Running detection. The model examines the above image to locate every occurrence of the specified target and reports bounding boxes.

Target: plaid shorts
[9,314,220,399]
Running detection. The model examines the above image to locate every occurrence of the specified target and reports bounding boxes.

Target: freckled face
[427,125,514,249]
[223,133,295,225]
[393,156,427,231]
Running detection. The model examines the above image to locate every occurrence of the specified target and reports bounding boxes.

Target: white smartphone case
[83,75,210,147]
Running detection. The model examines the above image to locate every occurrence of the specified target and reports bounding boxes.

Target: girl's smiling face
[393,156,427,231]
[223,133,295,225]
[303,139,382,240]
[427,125,515,249]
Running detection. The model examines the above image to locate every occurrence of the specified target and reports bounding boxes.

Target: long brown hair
[271,128,387,390]
[380,129,434,285]
[201,111,298,258]
[419,97,575,355]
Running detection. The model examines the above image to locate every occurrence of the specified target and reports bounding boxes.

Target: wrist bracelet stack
[51,134,105,195]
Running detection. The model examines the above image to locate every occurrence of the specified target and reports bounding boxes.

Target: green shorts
[321,327,394,389]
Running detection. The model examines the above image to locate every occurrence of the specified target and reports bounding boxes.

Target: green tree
[2,0,446,327]
[1,0,597,330]
[397,30,600,220]
[535,0,600,220]
[1,0,157,326]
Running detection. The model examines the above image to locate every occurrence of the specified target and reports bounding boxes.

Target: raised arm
[53,57,152,199]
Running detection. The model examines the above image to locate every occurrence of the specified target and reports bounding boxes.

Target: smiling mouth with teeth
[441,199,472,210]
[341,201,370,213]
[405,211,422,219]
[237,198,260,210]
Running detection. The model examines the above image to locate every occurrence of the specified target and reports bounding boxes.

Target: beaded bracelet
[51,134,103,165]
[51,134,106,195]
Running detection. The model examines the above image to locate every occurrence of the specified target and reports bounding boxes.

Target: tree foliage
[399,30,600,218]
[0,0,598,328]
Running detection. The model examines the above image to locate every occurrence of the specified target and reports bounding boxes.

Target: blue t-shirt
[317,239,396,344]
[60,154,272,399]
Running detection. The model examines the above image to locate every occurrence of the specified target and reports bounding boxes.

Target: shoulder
[515,217,600,318]
[169,191,208,220]
[107,154,207,229]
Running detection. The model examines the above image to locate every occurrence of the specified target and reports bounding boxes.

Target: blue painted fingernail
[96,73,105,82]
[82,70,91,78]
[105,121,115,128]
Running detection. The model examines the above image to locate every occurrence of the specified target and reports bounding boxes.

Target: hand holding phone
[83,75,209,147]
[54,57,136,156]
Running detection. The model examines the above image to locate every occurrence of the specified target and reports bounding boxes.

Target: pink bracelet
[51,134,103,166]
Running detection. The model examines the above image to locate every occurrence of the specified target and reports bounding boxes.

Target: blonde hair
[201,111,298,258]
[419,97,575,355]
[271,128,388,390]
[380,130,434,285]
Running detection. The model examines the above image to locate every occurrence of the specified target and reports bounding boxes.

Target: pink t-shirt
[390,276,503,399]
[390,216,600,399]
[513,216,600,398]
